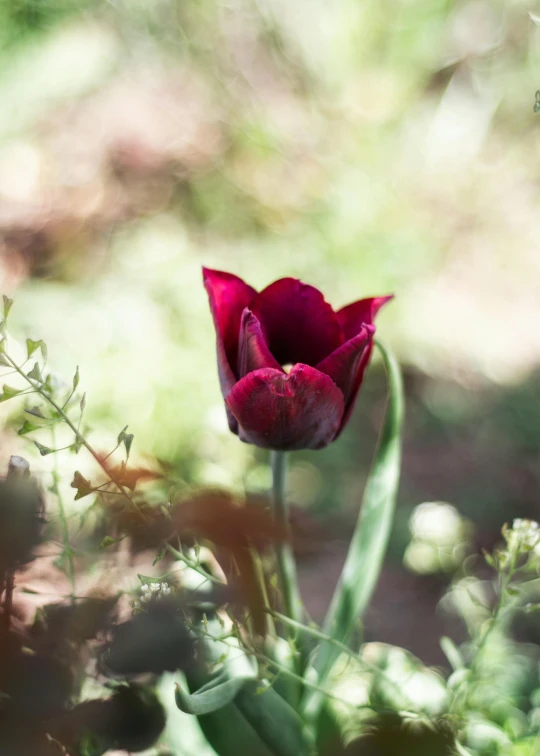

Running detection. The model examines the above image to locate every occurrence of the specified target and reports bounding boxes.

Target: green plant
[0,296,540,756]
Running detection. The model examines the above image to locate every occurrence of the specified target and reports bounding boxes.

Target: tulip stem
[270,451,303,630]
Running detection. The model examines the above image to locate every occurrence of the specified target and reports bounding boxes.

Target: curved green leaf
[302,339,404,722]
[175,673,252,716]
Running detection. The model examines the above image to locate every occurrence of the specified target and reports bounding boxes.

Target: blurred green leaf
[26,338,47,361]
[25,405,45,418]
[18,420,39,436]
[0,384,22,401]
[234,680,312,756]
[483,549,497,569]
[34,440,54,456]
[3,296,13,320]
[440,636,465,671]
[99,535,125,549]
[117,424,134,456]
[27,362,43,382]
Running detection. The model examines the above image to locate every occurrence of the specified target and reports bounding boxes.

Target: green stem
[51,425,75,598]
[271,451,303,626]
[449,554,517,715]
[166,544,225,586]
[4,353,145,521]
[251,548,276,636]
[267,609,414,710]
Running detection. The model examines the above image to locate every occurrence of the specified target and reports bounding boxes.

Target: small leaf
[99,535,125,549]
[235,680,311,756]
[123,433,134,457]
[27,363,43,383]
[71,470,95,500]
[482,549,497,569]
[34,440,54,456]
[80,393,86,412]
[0,385,22,402]
[3,296,13,319]
[506,585,521,597]
[41,374,54,395]
[26,405,46,419]
[72,366,80,392]
[18,420,40,436]
[117,425,129,444]
[26,338,47,361]
[440,636,464,671]
[153,546,166,566]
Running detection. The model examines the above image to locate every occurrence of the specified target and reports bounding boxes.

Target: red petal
[250,278,344,366]
[316,325,375,436]
[202,267,258,394]
[225,364,344,451]
[237,309,283,377]
[337,295,394,340]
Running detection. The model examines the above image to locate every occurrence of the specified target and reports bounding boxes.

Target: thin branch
[3,353,146,522]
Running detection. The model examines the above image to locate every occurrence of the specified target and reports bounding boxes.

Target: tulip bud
[203,268,392,450]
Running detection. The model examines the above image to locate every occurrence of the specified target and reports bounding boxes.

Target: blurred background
[1,0,540,665]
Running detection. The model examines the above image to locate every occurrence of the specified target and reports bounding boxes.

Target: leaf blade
[302,339,404,721]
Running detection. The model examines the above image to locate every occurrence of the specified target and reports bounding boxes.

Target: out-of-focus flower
[140,582,171,603]
[504,518,540,554]
[203,267,392,450]
[404,501,472,574]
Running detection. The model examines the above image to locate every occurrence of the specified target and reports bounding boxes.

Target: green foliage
[180,618,312,756]
[0,305,539,756]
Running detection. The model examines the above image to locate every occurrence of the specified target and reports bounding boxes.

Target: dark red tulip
[203,268,392,451]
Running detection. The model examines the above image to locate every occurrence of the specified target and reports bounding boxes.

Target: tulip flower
[203,267,392,451]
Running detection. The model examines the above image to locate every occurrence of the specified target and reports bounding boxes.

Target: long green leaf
[181,618,311,756]
[197,703,275,756]
[302,339,404,722]
[234,680,312,756]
